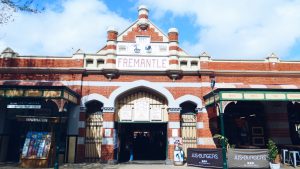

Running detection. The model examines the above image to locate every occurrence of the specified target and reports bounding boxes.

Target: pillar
[76,106,86,162]
[167,107,181,163]
[101,107,116,164]
[105,27,118,69]
[168,28,179,70]
[196,107,216,148]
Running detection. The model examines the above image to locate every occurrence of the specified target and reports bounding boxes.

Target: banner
[187,148,223,168]
[227,149,268,168]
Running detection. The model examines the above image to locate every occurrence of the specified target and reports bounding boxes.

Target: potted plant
[267,139,280,169]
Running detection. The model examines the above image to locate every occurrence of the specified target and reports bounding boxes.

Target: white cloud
[138,0,300,59]
[0,0,130,56]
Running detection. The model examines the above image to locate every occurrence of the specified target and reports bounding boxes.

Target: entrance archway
[84,101,103,162]
[180,101,197,157]
[224,101,265,147]
[116,88,168,162]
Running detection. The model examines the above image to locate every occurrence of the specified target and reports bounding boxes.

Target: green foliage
[267,139,278,163]
[213,134,235,150]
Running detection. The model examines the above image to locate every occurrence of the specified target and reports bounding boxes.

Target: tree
[0,0,44,24]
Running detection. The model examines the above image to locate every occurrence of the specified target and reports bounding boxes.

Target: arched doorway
[224,101,265,147]
[116,88,168,162]
[180,101,197,157]
[84,101,103,162]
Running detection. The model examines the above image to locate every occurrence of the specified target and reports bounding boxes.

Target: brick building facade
[0,5,300,166]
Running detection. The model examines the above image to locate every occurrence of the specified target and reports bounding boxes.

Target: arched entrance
[84,101,103,162]
[224,101,266,147]
[116,88,168,162]
[180,101,197,157]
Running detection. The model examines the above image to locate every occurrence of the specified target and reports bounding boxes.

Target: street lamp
[210,77,228,169]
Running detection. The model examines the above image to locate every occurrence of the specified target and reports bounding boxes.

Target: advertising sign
[227,149,268,168]
[187,148,223,168]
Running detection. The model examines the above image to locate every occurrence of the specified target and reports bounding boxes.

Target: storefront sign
[7,102,41,109]
[187,148,223,168]
[150,107,162,121]
[134,101,150,121]
[25,118,48,123]
[227,149,268,168]
[116,56,168,70]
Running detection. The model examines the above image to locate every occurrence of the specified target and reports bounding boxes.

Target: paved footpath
[0,163,298,169]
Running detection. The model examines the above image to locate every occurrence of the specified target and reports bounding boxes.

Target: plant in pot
[267,139,280,169]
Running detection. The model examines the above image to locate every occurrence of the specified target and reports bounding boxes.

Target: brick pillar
[196,107,216,148]
[167,107,181,163]
[168,28,179,70]
[105,27,118,70]
[101,107,116,164]
[76,107,86,163]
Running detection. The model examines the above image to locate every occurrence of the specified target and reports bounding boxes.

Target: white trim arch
[175,95,203,108]
[81,93,109,107]
[107,80,176,107]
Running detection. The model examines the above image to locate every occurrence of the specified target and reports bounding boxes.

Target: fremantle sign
[116,56,168,70]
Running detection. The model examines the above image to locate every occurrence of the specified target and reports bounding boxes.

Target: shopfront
[0,86,79,167]
[204,88,300,148]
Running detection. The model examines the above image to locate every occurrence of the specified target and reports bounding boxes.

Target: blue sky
[1,0,300,60]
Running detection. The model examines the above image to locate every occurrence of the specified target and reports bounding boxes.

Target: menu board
[21,131,52,159]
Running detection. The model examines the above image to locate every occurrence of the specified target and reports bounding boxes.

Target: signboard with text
[187,148,223,168]
[116,56,168,71]
[227,149,268,168]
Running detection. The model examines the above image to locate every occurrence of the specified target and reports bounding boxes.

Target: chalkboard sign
[187,148,223,168]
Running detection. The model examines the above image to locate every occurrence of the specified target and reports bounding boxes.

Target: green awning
[0,85,79,104]
[204,88,300,106]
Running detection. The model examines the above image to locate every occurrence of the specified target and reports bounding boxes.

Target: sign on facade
[150,107,162,121]
[187,148,223,168]
[227,149,268,168]
[116,56,168,70]
[134,101,150,121]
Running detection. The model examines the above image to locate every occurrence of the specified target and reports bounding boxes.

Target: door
[85,113,103,162]
[181,113,197,157]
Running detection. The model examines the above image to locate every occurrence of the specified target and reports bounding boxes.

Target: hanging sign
[227,149,268,168]
[134,101,150,121]
[187,148,223,168]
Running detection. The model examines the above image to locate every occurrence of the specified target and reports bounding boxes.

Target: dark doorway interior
[118,123,167,162]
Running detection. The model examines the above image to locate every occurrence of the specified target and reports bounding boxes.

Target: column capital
[168,107,181,113]
[102,107,115,113]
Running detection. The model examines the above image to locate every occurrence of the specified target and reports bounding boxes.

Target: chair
[288,151,300,168]
[282,149,289,164]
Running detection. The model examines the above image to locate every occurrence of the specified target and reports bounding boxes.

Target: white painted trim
[249,85,267,88]
[280,85,298,89]
[107,80,176,107]
[175,95,203,108]
[78,121,85,128]
[77,137,85,145]
[196,122,204,129]
[168,122,180,129]
[102,138,114,145]
[103,121,115,128]
[197,137,215,145]
[81,93,108,107]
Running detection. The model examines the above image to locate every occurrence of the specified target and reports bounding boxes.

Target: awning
[204,88,300,106]
[0,85,80,104]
